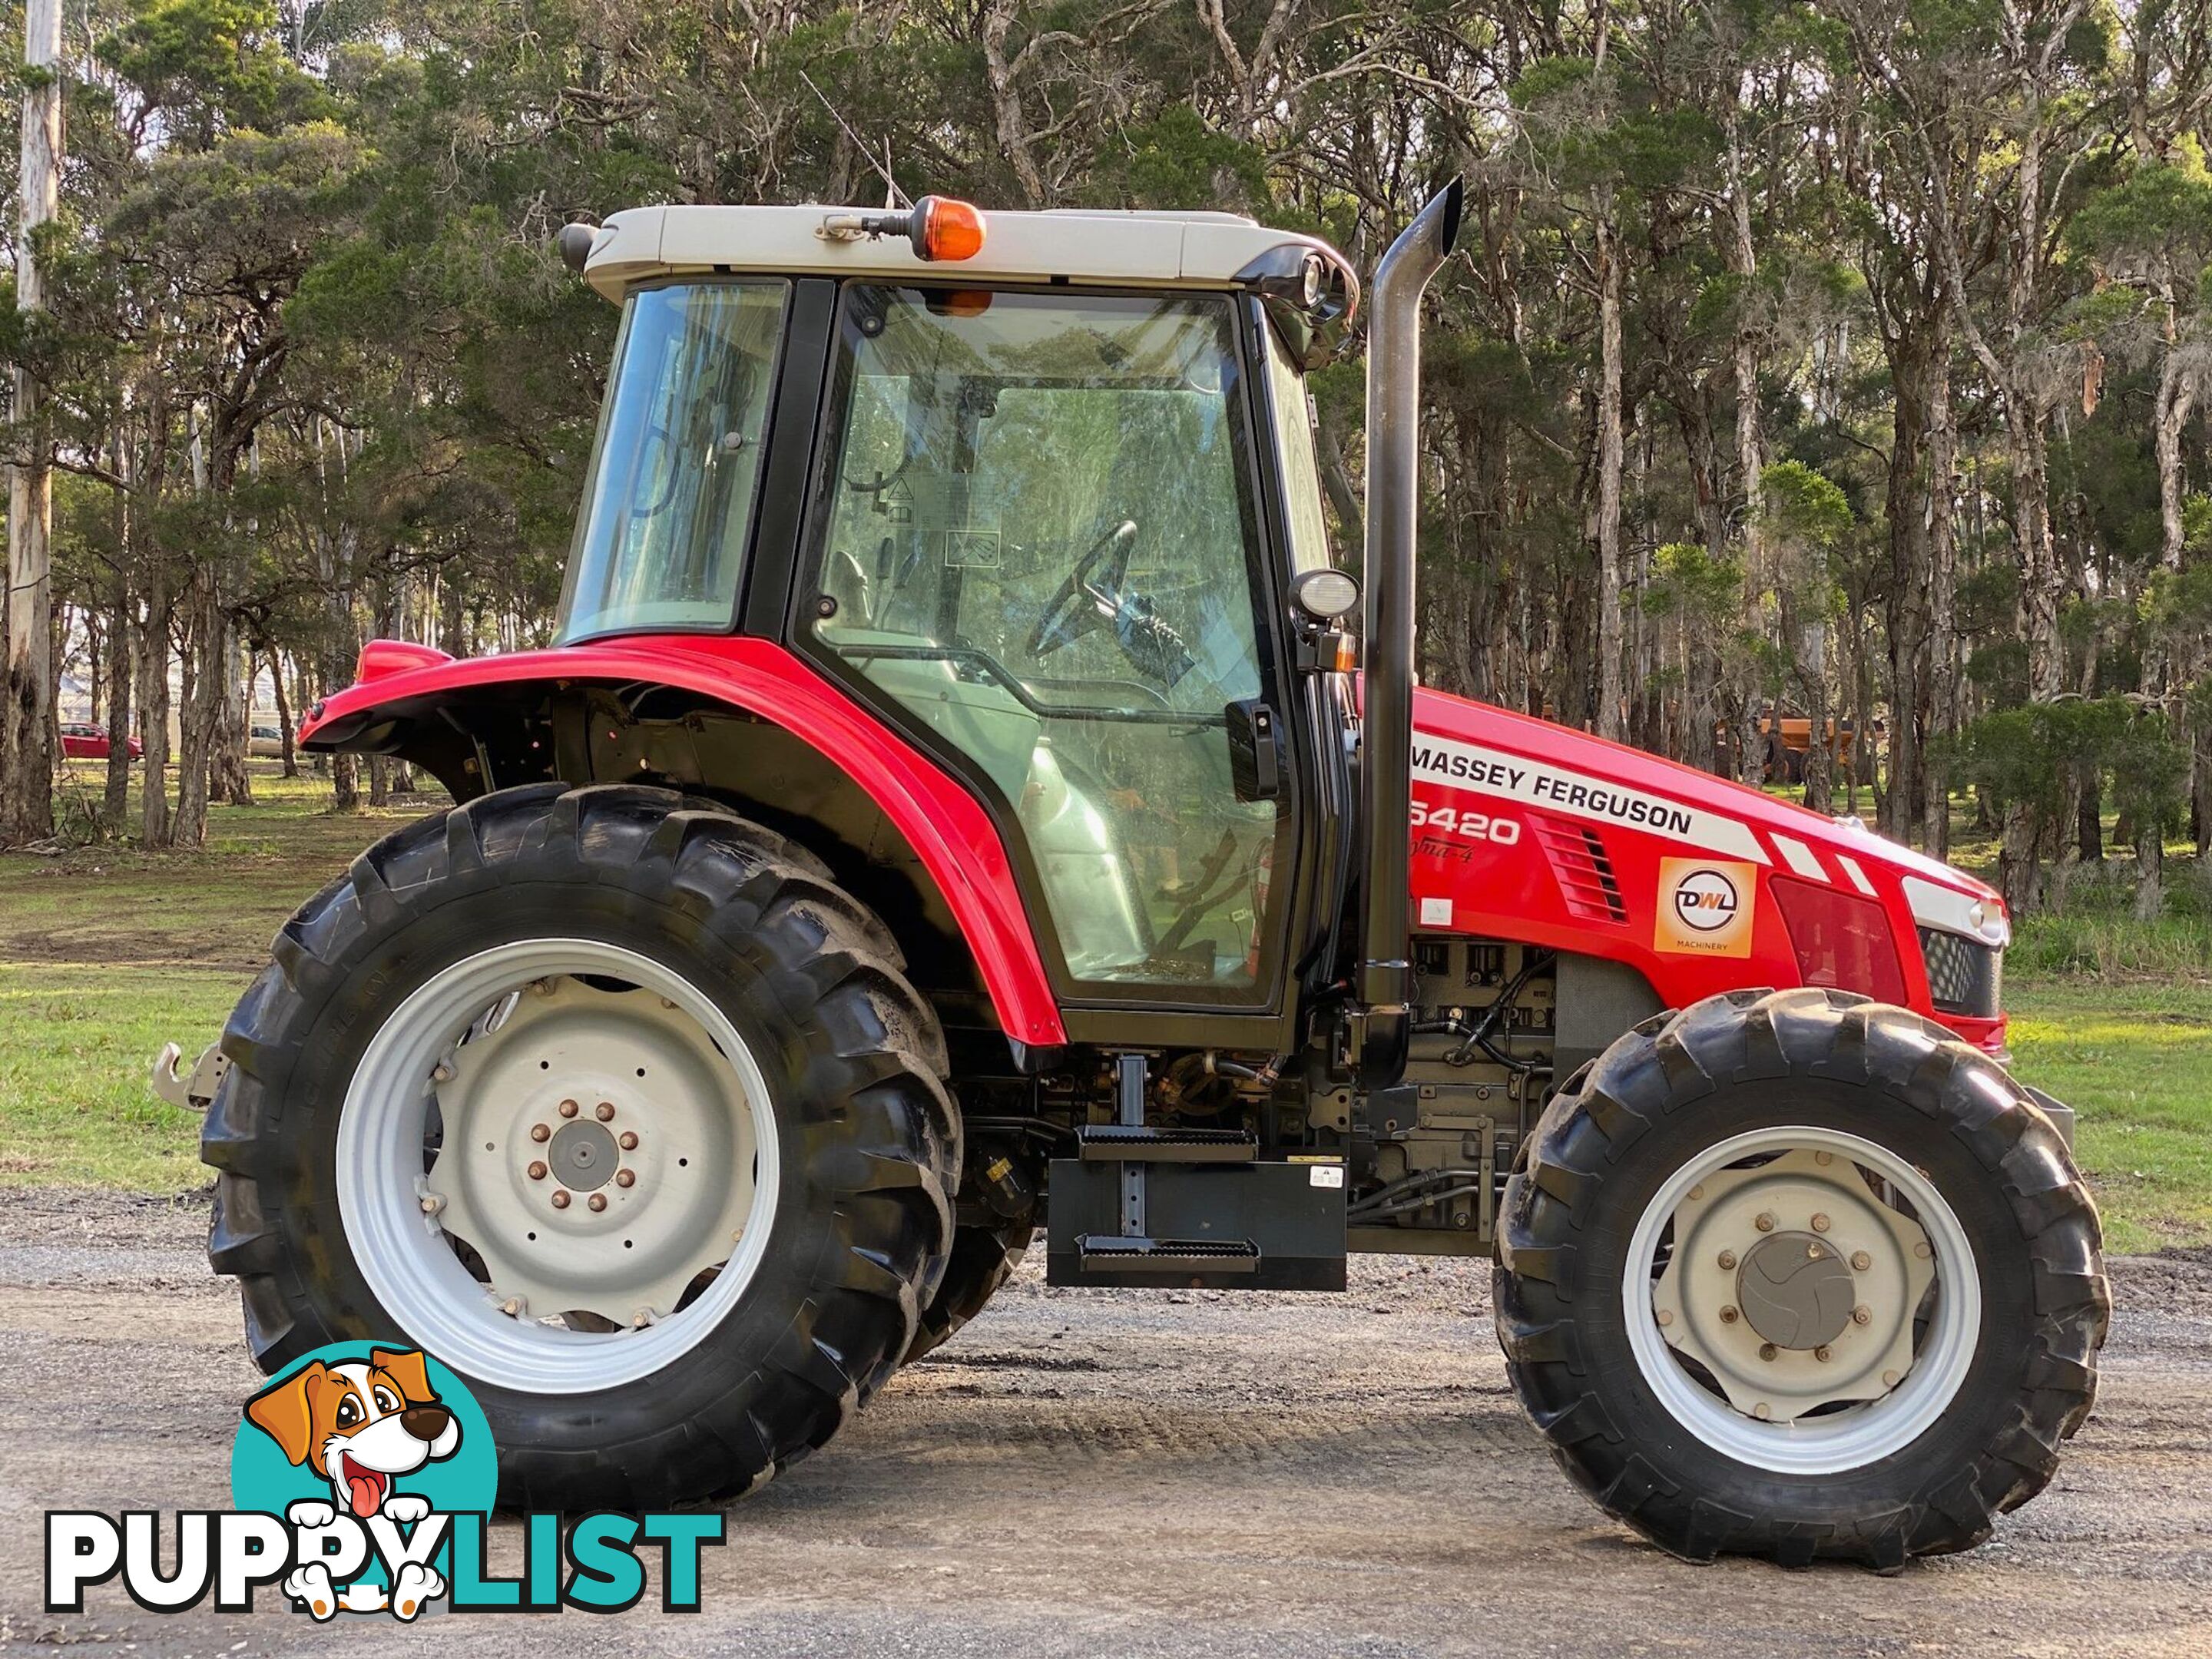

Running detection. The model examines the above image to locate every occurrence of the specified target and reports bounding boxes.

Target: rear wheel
[203,783,958,1510]
[1495,988,2108,1568]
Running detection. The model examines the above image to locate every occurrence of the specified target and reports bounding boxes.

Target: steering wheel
[1028,519,1139,661]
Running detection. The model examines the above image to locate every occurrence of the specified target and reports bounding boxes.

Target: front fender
[303,636,1067,1048]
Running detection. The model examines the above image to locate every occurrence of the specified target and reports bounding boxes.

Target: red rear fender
[303,637,1066,1048]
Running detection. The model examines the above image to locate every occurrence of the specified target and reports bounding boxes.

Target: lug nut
[432,1062,454,1083]
[633,1309,657,1327]
[1814,1150,1833,1166]
[1853,1305,1873,1326]
[1915,1240,1933,1259]
[1758,1343,1777,1362]
[1753,1402,1773,1420]
[527,1161,548,1181]
[1719,1305,1740,1324]
[502,1297,523,1316]
[1811,1213,1830,1233]
[419,1194,444,1216]
[531,1123,551,1143]
[1755,1212,1776,1233]
[1852,1250,1872,1270]
[618,1131,638,1151]
[551,1190,571,1209]
[1883,1369,1901,1387]
[1656,1308,1675,1327]
[1814,1345,1832,1363]
[595,1101,615,1121]
[1717,1249,1737,1270]
[559,1099,580,1119]
[1687,1184,1704,1200]
[588,1193,608,1212]
[615,1169,636,1188]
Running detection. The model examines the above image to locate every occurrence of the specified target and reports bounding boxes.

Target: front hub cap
[1628,1128,1977,1475]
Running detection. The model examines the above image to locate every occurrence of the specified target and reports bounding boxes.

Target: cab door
[800,284,1301,1026]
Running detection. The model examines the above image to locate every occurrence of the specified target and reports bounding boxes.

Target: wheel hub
[548,1119,619,1190]
[424,976,760,1327]
[1650,1147,1936,1424]
[1736,1231,1856,1350]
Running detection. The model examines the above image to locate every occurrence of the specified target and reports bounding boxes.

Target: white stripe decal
[1772,833,1828,883]
[1410,733,1770,864]
[1836,854,1877,896]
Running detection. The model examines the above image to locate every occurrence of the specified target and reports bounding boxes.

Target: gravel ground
[0,1190,2207,1657]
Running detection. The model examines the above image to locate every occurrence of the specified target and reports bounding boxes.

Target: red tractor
[180,186,2105,1566]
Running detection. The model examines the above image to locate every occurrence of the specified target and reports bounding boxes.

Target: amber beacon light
[817,194,987,261]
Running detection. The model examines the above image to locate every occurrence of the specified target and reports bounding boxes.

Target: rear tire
[1495,987,2108,1569]
[202,783,958,1511]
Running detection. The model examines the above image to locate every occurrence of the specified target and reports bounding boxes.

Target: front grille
[1919,927,2002,1018]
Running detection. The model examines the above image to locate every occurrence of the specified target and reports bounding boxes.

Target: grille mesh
[1919,927,2002,1017]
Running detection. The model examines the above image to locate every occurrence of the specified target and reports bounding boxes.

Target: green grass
[1,763,2206,1251]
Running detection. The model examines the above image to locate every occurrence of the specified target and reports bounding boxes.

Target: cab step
[1075,1124,1257,1163]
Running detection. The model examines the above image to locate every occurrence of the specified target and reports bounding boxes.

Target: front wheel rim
[1620,1124,1981,1475]
[336,939,781,1394]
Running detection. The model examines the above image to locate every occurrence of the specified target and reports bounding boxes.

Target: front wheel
[1495,988,2108,1569]
[202,783,958,1511]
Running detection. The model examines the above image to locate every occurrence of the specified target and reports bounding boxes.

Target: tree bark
[2,0,62,843]
[1593,210,1627,741]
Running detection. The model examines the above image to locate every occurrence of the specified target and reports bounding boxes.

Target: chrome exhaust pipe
[1358,178,1462,1086]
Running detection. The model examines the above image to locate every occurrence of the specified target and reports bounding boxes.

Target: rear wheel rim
[337,939,780,1394]
[1619,1124,1980,1475]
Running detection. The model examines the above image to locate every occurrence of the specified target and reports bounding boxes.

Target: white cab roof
[582,204,1343,301]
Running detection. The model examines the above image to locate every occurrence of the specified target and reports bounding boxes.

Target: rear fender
[302,636,1066,1049]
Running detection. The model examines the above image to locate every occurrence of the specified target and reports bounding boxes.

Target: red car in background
[59,721,141,760]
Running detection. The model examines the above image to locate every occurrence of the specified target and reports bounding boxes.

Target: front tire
[202,783,958,1510]
[1495,988,2108,1569]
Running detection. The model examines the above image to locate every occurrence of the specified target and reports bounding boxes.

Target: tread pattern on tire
[1494,985,2109,1569]
[203,783,960,1510]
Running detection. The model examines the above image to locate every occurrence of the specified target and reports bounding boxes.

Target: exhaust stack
[1357,178,1462,1085]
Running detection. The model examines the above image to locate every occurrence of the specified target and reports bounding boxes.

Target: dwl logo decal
[1655,858,1758,959]
[47,1342,723,1618]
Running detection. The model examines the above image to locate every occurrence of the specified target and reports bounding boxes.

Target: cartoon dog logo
[243,1348,461,1620]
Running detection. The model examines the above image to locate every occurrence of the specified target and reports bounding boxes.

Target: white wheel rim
[337,939,781,1394]
[1620,1124,1981,1475]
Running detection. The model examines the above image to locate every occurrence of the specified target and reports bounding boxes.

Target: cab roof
[581,203,1349,302]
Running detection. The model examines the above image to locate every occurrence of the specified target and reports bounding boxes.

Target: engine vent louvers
[1532,815,1628,923]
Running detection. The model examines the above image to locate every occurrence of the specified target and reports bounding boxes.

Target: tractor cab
[184,190,2107,1569]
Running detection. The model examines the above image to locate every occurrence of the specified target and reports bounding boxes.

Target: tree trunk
[2,0,62,843]
[101,584,133,835]
[137,577,172,848]
[1593,210,1627,741]
[269,648,298,779]
[210,614,252,806]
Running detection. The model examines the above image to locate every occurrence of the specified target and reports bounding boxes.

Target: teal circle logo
[232,1343,496,1517]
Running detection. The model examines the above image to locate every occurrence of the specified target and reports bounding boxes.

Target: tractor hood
[1409,687,2005,931]
[1404,686,2010,1052]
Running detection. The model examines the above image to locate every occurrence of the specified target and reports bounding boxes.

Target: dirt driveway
[0,1190,2206,1657]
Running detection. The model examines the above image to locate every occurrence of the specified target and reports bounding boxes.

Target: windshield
[1263,321,1334,571]
[556,283,787,642]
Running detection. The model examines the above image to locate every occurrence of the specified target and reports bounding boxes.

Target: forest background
[2,0,2211,929]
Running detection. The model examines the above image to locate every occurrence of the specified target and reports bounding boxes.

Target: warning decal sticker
[1655,858,1758,958]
